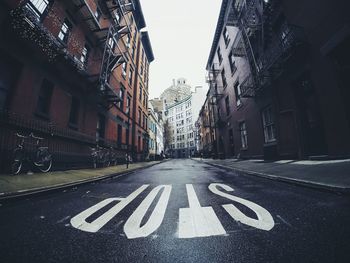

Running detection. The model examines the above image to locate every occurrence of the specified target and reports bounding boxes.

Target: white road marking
[274,160,294,164]
[124,185,172,239]
[178,184,226,238]
[294,159,350,165]
[56,215,71,224]
[70,185,149,233]
[276,215,292,228]
[209,183,274,231]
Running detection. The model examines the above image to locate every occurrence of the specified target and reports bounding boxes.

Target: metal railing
[0,110,129,173]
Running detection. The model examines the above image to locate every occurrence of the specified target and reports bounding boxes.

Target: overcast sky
[140,0,222,99]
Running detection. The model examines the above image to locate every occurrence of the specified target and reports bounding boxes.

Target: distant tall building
[160,78,192,108]
[161,78,196,158]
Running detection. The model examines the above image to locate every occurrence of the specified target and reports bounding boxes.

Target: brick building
[201,0,350,160]
[0,0,153,172]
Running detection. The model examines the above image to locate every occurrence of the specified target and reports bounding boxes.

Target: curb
[195,159,350,195]
[0,161,165,201]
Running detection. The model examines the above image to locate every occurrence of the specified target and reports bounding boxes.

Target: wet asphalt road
[0,159,350,263]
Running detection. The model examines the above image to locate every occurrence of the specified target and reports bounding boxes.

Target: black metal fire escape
[97,0,134,109]
[230,0,263,98]
[229,0,307,98]
[73,0,134,109]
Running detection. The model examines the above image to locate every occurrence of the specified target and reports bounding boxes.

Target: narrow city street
[0,159,349,263]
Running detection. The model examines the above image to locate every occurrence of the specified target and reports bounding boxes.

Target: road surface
[0,159,349,262]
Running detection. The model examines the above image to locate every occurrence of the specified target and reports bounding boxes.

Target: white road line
[70,185,149,233]
[56,215,71,224]
[276,215,292,228]
[178,184,226,239]
[124,185,172,239]
[209,183,274,231]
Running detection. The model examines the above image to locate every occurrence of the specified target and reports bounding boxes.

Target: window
[0,56,20,110]
[223,27,230,46]
[229,51,237,74]
[262,106,276,143]
[140,65,144,76]
[36,79,53,117]
[239,121,248,149]
[58,19,72,44]
[68,96,80,127]
[131,45,136,59]
[138,109,141,124]
[234,81,241,106]
[126,96,131,114]
[229,129,234,154]
[122,62,127,77]
[139,86,142,101]
[96,114,106,140]
[128,68,133,85]
[217,47,223,64]
[143,114,146,128]
[80,45,89,65]
[114,10,120,23]
[118,86,125,109]
[221,68,227,88]
[126,34,131,48]
[26,0,49,20]
[108,37,115,50]
[225,96,230,116]
[117,124,122,146]
[94,7,102,21]
[133,28,137,42]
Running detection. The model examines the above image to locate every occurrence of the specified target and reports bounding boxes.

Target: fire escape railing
[260,24,307,82]
[228,0,308,97]
[10,3,99,77]
[10,5,63,62]
[95,0,135,109]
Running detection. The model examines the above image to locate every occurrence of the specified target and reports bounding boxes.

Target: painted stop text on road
[70,183,275,239]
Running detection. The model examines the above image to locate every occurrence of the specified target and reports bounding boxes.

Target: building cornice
[206,0,230,69]
[141,31,155,62]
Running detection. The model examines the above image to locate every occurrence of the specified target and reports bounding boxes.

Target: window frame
[239,121,248,149]
[26,0,50,21]
[223,27,230,46]
[234,81,242,107]
[262,106,277,143]
[68,96,80,128]
[35,78,54,119]
[58,18,73,44]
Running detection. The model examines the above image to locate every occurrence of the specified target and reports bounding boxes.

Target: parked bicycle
[90,146,118,168]
[12,132,52,175]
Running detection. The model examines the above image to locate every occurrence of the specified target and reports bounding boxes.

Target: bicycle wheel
[34,148,52,173]
[12,148,23,175]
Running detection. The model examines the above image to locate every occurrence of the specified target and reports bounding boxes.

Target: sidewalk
[194,158,350,193]
[0,161,162,199]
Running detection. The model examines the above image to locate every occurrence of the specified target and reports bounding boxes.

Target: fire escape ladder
[239,24,261,97]
[98,25,124,108]
[227,0,244,26]
[243,0,261,31]
[117,0,135,15]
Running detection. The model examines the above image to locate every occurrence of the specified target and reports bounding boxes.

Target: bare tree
[163,120,172,155]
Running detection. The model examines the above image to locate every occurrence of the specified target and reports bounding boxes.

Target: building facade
[0,0,153,172]
[201,0,350,160]
[165,94,195,158]
[147,102,164,160]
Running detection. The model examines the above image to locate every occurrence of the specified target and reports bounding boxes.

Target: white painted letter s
[209,183,274,231]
